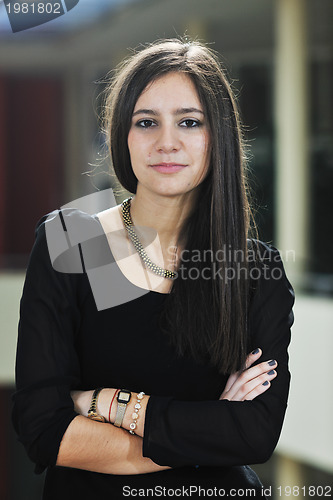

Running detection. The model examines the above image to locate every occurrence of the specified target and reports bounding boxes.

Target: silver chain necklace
[121,197,177,280]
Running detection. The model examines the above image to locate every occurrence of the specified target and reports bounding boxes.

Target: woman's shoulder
[246,238,291,282]
[35,206,104,237]
[35,204,124,241]
[247,238,282,263]
[33,207,107,275]
[246,238,295,309]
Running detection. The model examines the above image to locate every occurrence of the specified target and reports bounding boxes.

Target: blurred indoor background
[0,0,332,498]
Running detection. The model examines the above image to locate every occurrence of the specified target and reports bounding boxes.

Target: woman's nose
[154,125,180,153]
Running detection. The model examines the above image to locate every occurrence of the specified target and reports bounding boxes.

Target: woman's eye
[136,119,155,128]
[180,119,200,128]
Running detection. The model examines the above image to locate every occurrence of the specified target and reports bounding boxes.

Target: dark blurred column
[0,387,9,500]
[0,76,7,267]
[275,0,309,285]
[5,76,65,267]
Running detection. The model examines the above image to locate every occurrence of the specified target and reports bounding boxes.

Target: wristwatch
[114,389,132,427]
[87,388,105,423]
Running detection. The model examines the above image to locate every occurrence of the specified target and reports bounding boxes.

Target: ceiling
[0,0,331,71]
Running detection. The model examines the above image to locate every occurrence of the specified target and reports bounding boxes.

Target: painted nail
[268,370,275,376]
[252,348,260,355]
[268,359,276,366]
[262,381,269,386]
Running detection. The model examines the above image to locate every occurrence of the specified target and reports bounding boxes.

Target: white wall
[0,273,24,384]
[278,294,333,473]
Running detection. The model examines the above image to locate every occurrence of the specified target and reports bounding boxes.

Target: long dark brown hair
[102,39,255,375]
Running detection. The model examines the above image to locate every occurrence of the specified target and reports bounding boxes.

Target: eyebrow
[132,107,205,117]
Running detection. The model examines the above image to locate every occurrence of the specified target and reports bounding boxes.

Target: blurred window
[237,64,275,245]
[308,60,333,293]
[236,60,333,295]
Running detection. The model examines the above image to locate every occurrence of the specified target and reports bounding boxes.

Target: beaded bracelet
[129,392,145,435]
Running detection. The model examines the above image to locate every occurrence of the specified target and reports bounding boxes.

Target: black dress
[12,208,295,499]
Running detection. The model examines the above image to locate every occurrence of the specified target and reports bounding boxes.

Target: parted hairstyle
[102,38,256,375]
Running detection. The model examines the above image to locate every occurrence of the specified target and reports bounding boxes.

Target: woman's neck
[129,188,197,249]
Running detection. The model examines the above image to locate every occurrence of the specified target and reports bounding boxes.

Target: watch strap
[114,402,127,427]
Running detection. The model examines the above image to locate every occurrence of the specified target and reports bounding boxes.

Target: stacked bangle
[87,388,105,422]
[129,392,145,435]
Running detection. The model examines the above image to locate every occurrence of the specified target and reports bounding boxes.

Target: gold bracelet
[87,388,105,423]
[129,392,145,434]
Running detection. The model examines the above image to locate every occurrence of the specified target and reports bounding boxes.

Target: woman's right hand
[219,348,278,401]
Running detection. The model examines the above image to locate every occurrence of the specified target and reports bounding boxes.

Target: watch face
[118,390,131,404]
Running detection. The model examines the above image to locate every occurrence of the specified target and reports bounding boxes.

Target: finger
[222,370,240,395]
[244,380,271,401]
[221,368,277,401]
[223,348,263,396]
[231,370,277,401]
[241,369,277,401]
[225,359,278,400]
[244,348,262,370]
[242,375,276,401]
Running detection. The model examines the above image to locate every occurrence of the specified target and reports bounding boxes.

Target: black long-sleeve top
[12,208,295,499]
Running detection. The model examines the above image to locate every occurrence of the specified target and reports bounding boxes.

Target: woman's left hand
[71,389,93,417]
[219,348,278,401]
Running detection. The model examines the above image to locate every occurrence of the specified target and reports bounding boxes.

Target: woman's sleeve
[142,242,295,467]
[12,211,83,474]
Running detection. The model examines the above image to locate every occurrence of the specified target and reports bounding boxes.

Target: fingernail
[252,348,260,355]
[262,381,269,386]
[268,370,275,376]
[268,359,276,366]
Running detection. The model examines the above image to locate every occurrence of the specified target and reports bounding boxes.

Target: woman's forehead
[133,73,202,111]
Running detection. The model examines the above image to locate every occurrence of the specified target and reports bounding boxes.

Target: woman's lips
[150,163,188,173]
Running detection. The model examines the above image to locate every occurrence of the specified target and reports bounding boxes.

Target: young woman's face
[127,72,211,199]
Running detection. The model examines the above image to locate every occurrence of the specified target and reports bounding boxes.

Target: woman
[13,39,294,499]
